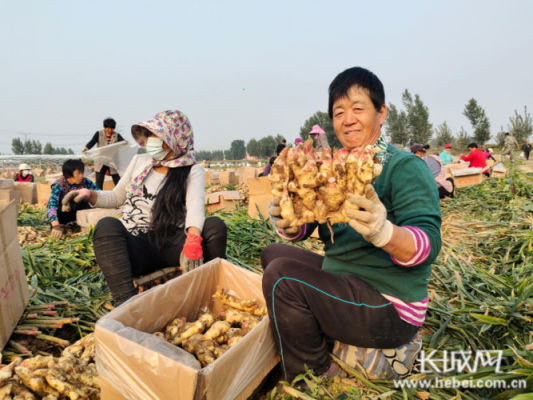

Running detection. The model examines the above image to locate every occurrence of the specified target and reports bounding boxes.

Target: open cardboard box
[37,182,52,205]
[490,163,508,178]
[205,191,241,213]
[14,182,37,204]
[95,259,278,400]
[77,208,122,232]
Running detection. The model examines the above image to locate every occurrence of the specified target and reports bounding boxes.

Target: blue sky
[0,0,532,154]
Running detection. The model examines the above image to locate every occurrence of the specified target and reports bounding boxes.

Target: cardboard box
[205,191,241,213]
[491,163,508,178]
[0,190,21,214]
[0,179,14,191]
[0,201,31,350]
[247,177,273,220]
[45,173,63,185]
[242,167,258,184]
[219,171,236,186]
[205,170,212,187]
[76,208,122,231]
[13,182,37,204]
[103,177,116,191]
[33,168,45,177]
[451,167,484,188]
[486,160,495,168]
[37,183,52,205]
[95,258,279,400]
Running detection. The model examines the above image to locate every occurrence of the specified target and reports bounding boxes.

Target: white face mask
[146,137,170,161]
[22,170,29,177]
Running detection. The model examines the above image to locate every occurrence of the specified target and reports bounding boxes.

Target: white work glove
[50,224,66,239]
[82,147,88,153]
[269,198,299,235]
[61,189,91,212]
[345,184,393,248]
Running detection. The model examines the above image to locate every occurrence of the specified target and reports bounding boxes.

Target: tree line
[196,92,533,159]
[386,90,532,150]
[11,138,75,155]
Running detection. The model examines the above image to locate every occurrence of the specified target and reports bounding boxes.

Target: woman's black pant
[438,178,455,199]
[261,243,418,381]
[95,166,121,190]
[94,217,228,305]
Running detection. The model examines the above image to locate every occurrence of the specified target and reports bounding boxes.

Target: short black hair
[281,139,287,143]
[103,118,116,129]
[468,143,478,149]
[328,67,385,118]
[269,156,277,165]
[505,132,510,136]
[62,159,85,179]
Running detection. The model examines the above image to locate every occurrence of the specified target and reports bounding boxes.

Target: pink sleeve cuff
[391,226,431,267]
[277,224,307,242]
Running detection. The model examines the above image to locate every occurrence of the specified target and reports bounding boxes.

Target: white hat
[19,163,30,170]
[488,148,493,153]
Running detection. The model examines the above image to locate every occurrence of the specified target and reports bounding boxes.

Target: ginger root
[203,322,231,341]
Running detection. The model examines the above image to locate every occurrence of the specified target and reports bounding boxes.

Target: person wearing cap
[309,125,330,153]
[264,67,441,383]
[439,144,454,165]
[522,139,532,161]
[13,164,34,182]
[412,144,454,199]
[461,143,489,175]
[63,110,228,306]
[82,118,126,190]
[502,132,519,163]
[294,137,303,146]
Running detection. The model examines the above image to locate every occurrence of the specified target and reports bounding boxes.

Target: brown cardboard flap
[95,259,277,400]
[76,208,122,230]
[248,177,273,220]
[13,182,37,204]
[451,167,482,177]
[205,191,241,205]
[0,201,30,350]
[0,179,14,191]
[248,177,272,196]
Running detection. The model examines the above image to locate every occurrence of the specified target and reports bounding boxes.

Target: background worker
[82,117,126,189]
[522,139,532,161]
[502,132,519,163]
[294,137,302,146]
[63,110,227,306]
[461,143,488,175]
[276,139,287,155]
[265,67,441,382]
[309,124,330,152]
[13,163,34,182]
[48,159,100,239]
[259,156,276,177]
[439,144,454,165]
[412,144,454,199]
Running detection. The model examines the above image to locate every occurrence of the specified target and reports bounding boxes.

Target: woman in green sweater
[263,67,442,381]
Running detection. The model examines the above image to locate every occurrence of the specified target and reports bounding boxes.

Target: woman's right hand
[62,189,91,212]
[50,224,66,239]
[269,198,299,235]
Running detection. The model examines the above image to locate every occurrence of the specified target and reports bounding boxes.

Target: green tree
[67,148,75,155]
[43,142,54,155]
[11,138,25,154]
[402,90,433,144]
[455,127,471,151]
[275,134,285,144]
[23,139,34,155]
[211,150,224,161]
[246,139,261,158]
[507,106,533,144]
[257,136,277,157]
[299,111,341,148]
[59,147,68,155]
[229,140,246,160]
[463,98,491,144]
[385,103,409,144]
[32,140,42,155]
[435,121,455,147]
[495,126,506,147]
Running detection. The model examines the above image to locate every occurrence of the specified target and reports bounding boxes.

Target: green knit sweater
[306,144,442,303]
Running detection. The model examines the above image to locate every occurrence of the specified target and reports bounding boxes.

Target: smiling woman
[261,67,442,382]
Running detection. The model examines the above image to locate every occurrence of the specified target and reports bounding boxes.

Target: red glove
[182,233,203,260]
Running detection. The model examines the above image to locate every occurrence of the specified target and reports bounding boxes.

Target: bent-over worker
[82,118,125,190]
[48,159,100,239]
[412,144,454,199]
[13,164,34,182]
[265,67,441,382]
[65,110,228,306]
[259,156,276,177]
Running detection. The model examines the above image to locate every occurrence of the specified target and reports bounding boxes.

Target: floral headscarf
[130,110,196,196]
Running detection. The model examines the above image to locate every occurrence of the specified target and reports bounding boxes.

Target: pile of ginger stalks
[269,139,382,234]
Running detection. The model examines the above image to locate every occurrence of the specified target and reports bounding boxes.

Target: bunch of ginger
[269,139,382,233]
[153,289,268,368]
[0,333,100,400]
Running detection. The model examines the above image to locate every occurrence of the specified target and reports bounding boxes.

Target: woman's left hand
[180,233,204,273]
[61,189,91,212]
[345,184,394,248]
